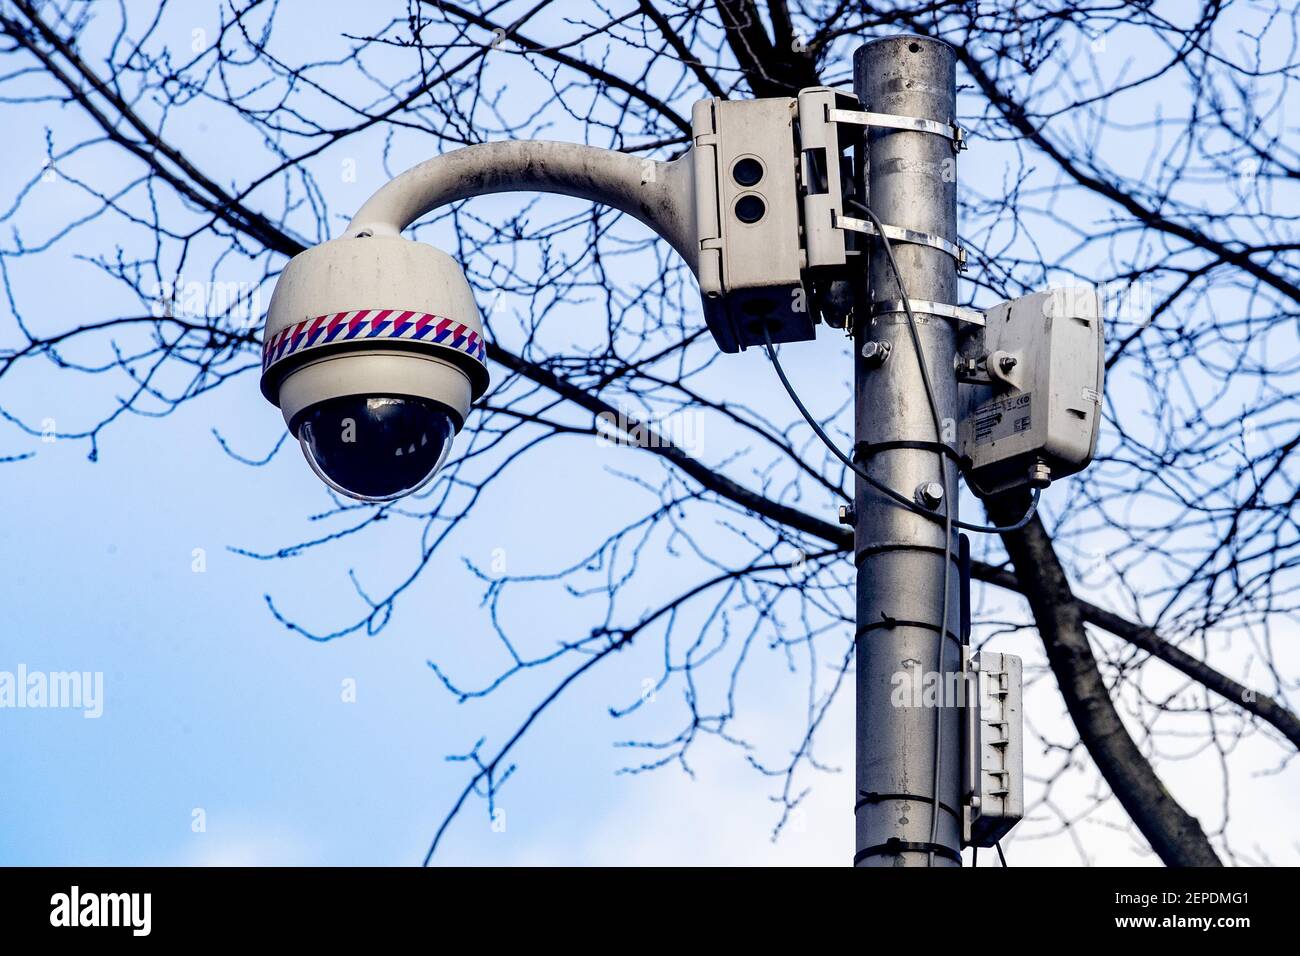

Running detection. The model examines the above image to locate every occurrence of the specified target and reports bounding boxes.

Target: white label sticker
[973,392,1032,446]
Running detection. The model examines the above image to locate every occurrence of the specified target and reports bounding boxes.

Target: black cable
[996,841,1008,867]
[760,332,1040,534]
[951,488,1040,533]
[762,328,927,513]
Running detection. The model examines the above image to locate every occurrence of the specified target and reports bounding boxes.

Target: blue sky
[0,1,1296,866]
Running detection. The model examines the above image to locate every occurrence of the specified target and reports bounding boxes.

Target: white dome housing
[260,235,489,500]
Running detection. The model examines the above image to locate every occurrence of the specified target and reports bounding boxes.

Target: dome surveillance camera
[260,235,489,501]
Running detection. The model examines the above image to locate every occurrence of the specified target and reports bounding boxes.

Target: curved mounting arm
[345,140,698,272]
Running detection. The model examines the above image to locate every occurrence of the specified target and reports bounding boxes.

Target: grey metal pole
[852,35,963,867]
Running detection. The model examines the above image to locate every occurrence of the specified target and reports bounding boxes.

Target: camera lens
[734,194,766,224]
[732,157,763,187]
[294,395,456,501]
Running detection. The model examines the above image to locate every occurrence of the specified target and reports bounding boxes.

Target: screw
[861,340,891,366]
[998,355,1018,374]
[916,481,945,510]
[838,505,855,525]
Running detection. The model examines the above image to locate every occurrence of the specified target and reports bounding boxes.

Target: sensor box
[692,97,809,352]
[959,288,1105,494]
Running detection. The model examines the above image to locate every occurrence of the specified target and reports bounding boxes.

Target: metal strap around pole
[855,839,964,865]
[833,212,968,271]
[871,298,985,327]
[827,106,966,151]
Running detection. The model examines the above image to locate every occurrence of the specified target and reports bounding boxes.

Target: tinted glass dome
[295,395,456,501]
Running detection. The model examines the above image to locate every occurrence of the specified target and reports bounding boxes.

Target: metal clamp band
[854,439,964,463]
[871,298,985,327]
[833,213,968,270]
[827,107,967,151]
[856,790,962,822]
[854,839,963,865]
[857,616,963,647]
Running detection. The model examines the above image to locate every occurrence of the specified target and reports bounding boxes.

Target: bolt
[861,340,891,366]
[998,355,1018,374]
[1028,459,1052,488]
[838,504,855,525]
[916,481,944,510]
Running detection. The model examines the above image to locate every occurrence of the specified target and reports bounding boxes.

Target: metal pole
[853,35,962,867]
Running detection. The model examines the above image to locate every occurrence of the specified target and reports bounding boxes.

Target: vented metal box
[969,651,1024,848]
